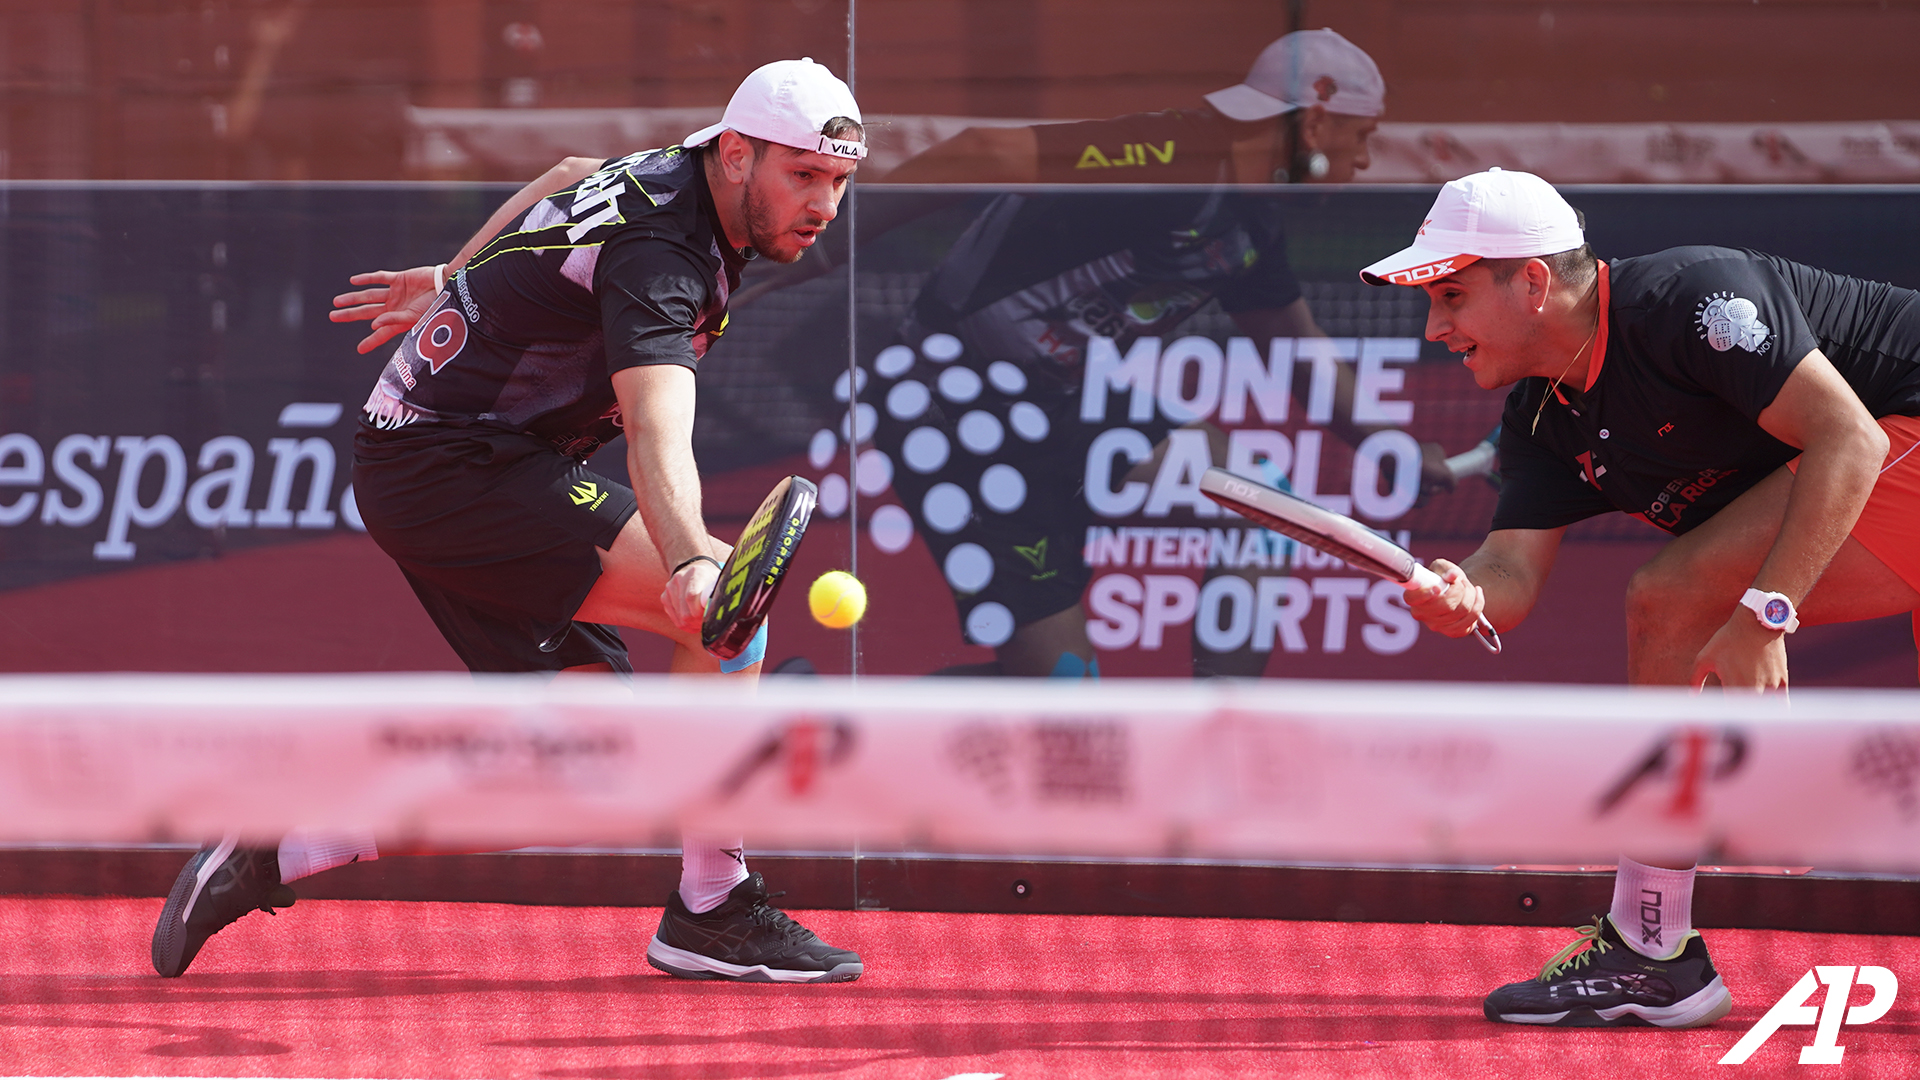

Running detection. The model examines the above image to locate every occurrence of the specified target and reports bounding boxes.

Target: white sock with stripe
[1610,856,1696,960]
[680,835,749,914]
[276,829,379,884]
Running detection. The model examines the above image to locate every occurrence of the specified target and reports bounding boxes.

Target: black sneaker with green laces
[151,838,296,978]
[647,872,862,983]
[1483,914,1733,1028]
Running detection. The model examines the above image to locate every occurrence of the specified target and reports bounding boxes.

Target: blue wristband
[718,623,768,673]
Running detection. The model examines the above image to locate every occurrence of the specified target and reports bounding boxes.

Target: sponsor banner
[2,675,1917,868]
[3,184,1918,680]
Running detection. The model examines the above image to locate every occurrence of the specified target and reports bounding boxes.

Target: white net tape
[1,674,1915,870]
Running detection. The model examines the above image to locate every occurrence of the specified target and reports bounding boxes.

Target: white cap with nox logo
[1205,29,1386,122]
[1360,168,1584,286]
[684,57,867,160]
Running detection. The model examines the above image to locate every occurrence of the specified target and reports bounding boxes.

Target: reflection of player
[865,30,1454,679]
[150,61,866,984]
[1363,169,1920,1027]
[884,28,1383,186]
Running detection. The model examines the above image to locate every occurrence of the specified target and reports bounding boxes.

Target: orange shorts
[1789,413,1920,677]
[1785,414,1920,590]
[1850,414,1920,596]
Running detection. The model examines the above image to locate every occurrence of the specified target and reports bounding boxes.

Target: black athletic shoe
[151,838,296,978]
[1483,914,1733,1028]
[646,872,862,983]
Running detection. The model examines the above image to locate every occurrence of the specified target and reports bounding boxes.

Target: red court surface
[3,898,1917,1078]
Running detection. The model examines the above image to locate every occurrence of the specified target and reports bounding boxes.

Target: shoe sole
[645,936,862,983]
[151,838,237,978]
[1488,975,1733,1028]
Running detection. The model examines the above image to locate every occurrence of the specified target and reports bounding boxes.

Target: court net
[1,673,1915,873]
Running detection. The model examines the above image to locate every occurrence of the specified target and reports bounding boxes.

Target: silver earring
[1307,151,1330,179]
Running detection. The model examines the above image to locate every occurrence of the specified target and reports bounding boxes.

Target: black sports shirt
[361,146,752,454]
[1493,246,1920,536]
[905,187,1302,376]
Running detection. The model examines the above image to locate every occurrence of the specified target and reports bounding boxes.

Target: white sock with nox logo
[276,829,379,884]
[680,835,750,914]
[1610,856,1696,960]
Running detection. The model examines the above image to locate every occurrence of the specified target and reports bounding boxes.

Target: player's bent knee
[1624,555,1726,639]
[1623,563,1675,635]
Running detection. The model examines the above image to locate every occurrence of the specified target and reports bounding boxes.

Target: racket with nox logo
[1198,466,1501,654]
[701,475,817,661]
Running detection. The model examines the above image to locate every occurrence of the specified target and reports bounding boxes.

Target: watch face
[1763,597,1790,626]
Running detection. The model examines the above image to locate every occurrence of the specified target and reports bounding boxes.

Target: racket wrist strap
[718,624,767,674]
[673,554,723,576]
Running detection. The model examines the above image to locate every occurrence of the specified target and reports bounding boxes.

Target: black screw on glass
[1518,892,1538,913]
[1011,879,1031,898]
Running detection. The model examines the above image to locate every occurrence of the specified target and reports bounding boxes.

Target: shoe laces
[746,890,815,944]
[1537,917,1610,981]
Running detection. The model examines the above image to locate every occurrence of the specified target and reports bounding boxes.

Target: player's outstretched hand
[1403,558,1486,639]
[1690,614,1789,692]
[662,558,722,636]
[330,267,442,355]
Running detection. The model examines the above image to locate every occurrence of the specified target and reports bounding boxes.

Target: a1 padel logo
[1696,292,1772,354]
[570,481,608,510]
[1719,965,1899,1065]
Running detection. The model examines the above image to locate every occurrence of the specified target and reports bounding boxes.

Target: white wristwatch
[1738,588,1800,633]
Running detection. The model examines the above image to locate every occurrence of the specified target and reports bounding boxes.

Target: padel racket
[701,475,818,661]
[1199,466,1501,654]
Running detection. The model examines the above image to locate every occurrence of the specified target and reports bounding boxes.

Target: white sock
[1610,856,1695,960]
[276,829,379,884]
[679,835,748,914]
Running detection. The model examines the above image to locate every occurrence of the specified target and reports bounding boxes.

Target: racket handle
[1405,563,1503,655]
[1407,563,1443,591]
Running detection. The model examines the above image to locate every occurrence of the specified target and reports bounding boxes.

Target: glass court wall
[2,0,1917,682]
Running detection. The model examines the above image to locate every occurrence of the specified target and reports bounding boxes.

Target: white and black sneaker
[151,838,296,978]
[1483,914,1733,1028]
[647,872,862,983]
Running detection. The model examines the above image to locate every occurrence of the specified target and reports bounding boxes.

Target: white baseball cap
[1359,168,1585,286]
[1204,29,1385,122]
[684,58,867,160]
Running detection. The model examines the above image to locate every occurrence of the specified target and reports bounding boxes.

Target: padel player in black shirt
[150,60,868,987]
[1361,168,1920,1031]
[1492,246,1920,539]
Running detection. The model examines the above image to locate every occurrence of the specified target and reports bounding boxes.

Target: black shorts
[351,423,639,673]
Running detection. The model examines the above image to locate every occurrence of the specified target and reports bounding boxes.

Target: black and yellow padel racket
[701,475,818,661]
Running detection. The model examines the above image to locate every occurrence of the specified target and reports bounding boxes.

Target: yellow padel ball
[808,570,868,629]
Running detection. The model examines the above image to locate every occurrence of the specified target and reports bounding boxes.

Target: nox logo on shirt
[1695,291,1772,353]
